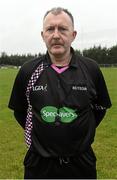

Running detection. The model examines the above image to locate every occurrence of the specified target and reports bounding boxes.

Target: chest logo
[72,85,87,91]
[40,106,78,123]
[33,84,47,92]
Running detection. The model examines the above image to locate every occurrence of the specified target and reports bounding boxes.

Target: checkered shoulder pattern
[25,61,46,147]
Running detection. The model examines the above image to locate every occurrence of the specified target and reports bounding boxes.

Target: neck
[49,52,72,66]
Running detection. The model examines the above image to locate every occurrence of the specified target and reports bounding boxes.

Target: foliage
[0,53,38,67]
[107,45,117,64]
[83,46,108,64]
[83,45,117,65]
[0,45,117,66]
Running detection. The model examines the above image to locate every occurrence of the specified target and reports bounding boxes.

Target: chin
[51,49,65,56]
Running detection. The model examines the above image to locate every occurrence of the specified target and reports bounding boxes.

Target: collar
[44,47,78,68]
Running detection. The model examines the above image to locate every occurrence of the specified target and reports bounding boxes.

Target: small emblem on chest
[33,84,47,91]
[72,85,87,91]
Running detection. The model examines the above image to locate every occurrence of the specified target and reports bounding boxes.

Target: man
[8,7,112,179]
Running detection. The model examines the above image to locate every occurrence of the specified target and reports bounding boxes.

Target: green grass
[93,68,117,178]
[0,67,117,179]
[0,68,27,178]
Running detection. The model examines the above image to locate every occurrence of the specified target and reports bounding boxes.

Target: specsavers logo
[40,106,78,123]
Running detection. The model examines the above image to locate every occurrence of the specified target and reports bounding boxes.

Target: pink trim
[51,64,69,74]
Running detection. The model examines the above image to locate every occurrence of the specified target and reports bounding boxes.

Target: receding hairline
[43,7,74,27]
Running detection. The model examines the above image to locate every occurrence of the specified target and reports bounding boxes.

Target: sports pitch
[0,67,117,179]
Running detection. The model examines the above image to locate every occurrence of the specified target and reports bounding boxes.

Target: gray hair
[43,7,74,27]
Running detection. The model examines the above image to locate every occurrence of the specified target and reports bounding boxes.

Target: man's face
[41,11,77,57]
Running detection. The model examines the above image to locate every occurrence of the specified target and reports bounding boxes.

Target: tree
[0,45,117,66]
[82,46,108,64]
[107,45,117,64]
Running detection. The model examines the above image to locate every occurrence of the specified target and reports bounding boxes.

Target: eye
[59,27,67,32]
[46,27,54,32]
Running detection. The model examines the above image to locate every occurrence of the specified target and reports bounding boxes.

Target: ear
[73,30,77,39]
[41,31,44,41]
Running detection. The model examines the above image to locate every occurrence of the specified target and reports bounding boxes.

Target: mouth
[52,44,63,47]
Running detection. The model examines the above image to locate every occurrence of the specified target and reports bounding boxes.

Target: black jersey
[8,48,111,157]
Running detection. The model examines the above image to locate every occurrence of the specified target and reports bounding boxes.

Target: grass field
[0,67,117,179]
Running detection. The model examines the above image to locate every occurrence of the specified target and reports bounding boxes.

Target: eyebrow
[45,25,69,29]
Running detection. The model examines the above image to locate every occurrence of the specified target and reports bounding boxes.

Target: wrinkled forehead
[43,11,74,28]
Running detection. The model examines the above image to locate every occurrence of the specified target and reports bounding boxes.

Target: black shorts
[24,147,97,179]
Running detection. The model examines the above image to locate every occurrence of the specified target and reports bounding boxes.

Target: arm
[92,105,106,127]
[8,66,28,128]
[92,65,112,126]
[14,111,27,129]
[83,57,112,127]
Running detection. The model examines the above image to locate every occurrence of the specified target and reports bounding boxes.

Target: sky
[0,0,117,55]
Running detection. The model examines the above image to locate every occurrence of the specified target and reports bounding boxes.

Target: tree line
[0,45,117,67]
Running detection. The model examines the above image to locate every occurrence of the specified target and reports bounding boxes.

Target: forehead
[43,11,73,27]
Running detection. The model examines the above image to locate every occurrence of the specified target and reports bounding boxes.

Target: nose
[53,28,60,38]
